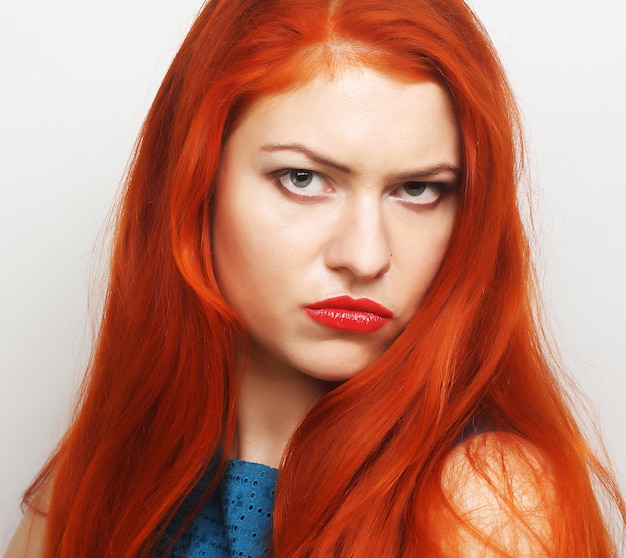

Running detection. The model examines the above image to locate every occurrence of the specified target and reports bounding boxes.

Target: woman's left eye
[276,169,328,196]
[393,181,445,206]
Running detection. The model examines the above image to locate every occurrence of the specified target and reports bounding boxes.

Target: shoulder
[435,431,556,557]
[4,478,53,558]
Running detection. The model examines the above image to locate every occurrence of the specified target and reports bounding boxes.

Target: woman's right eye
[276,169,329,197]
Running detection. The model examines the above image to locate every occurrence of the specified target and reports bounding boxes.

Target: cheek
[397,210,456,310]
[212,182,252,305]
[212,185,298,316]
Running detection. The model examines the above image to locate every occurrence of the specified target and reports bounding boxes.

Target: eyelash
[272,169,330,198]
[393,181,454,207]
[271,168,455,207]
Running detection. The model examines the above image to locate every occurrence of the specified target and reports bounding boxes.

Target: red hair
[26,0,625,556]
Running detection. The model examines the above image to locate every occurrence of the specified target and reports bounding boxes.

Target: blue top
[166,460,277,558]
[164,420,488,557]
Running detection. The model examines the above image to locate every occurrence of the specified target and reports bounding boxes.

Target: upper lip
[306,295,393,318]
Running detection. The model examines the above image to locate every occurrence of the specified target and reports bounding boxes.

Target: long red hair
[26,0,625,556]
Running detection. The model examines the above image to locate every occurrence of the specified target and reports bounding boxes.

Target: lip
[305,296,393,333]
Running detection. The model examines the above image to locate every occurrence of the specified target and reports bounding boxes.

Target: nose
[324,195,391,280]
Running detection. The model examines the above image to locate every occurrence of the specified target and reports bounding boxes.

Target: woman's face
[212,66,460,382]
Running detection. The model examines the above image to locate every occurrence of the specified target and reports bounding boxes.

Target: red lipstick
[305,296,393,333]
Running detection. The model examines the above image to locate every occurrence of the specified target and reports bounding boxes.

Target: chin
[298,355,382,384]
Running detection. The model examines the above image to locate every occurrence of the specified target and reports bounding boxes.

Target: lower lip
[305,308,390,333]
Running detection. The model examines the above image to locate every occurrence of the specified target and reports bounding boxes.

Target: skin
[5,65,555,558]
[4,481,51,558]
[212,69,556,556]
[435,433,555,556]
[4,434,554,557]
[212,66,461,466]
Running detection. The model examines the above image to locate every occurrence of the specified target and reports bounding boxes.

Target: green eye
[403,182,428,196]
[394,181,444,207]
[276,168,328,198]
[290,170,314,188]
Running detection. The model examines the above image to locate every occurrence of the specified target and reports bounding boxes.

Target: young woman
[7,0,625,556]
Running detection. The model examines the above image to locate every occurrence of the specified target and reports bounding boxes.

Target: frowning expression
[212,66,460,382]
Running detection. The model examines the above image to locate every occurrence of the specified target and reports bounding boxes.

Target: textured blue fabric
[167,460,277,558]
[165,421,489,556]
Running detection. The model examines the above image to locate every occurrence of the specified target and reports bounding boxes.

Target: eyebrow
[262,143,352,173]
[260,142,460,180]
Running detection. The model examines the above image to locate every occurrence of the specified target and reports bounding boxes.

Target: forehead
[226,66,460,175]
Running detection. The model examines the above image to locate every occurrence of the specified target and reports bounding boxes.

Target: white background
[1,1,624,551]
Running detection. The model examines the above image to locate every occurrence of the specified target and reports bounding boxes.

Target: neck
[234,342,334,468]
